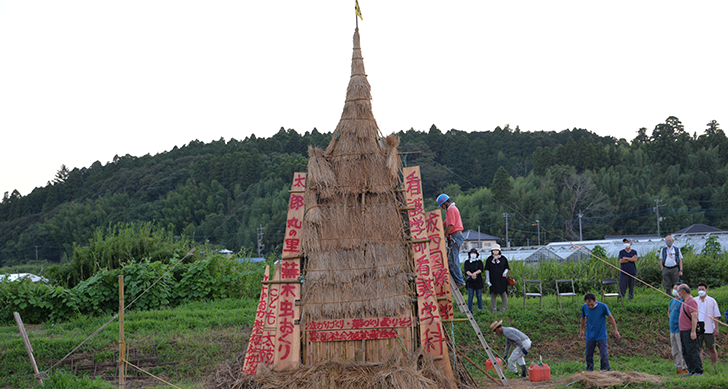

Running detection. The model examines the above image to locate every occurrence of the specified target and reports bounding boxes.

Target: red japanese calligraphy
[438,301,453,319]
[283,238,301,253]
[287,217,303,230]
[279,318,294,337]
[416,277,435,300]
[280,283,296,297]
[289,194,304,211]
[277,338,291,360]
[307,317,413,330]
[427,233,442,248]
[260,332,276,363]
[408,197,424,218]
[281,261,300,279]
[424,324,445,354]
[405,171,422,195]
[255,301,267,319]
[419,301,438,325]
[409,215,426,237]
[308,328,399,342]
[293,173,306,188]
[415,254,430,276]
[425,212,441,233]
[279,300,295,318]
[413,242,428,254]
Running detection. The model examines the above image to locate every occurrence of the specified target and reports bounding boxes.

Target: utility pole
[35,246,39,262]
[532,220,540,246]
[654,199,664,237]
[502,213,510,248]
[257,224,265,257]
[578,210,584,241]
[477,226,482,249]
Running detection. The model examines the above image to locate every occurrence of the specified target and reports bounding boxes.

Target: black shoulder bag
[683,303,705,335]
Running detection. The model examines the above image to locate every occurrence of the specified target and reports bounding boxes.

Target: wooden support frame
[13,312,44,387]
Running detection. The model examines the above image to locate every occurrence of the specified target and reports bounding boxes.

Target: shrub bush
[509,247,728,297]
[0,255,266,324]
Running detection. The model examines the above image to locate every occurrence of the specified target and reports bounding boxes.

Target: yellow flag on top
[355,0,363,20]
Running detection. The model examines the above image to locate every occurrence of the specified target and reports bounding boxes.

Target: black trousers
[618,273,635,300]
[680,330,703,374]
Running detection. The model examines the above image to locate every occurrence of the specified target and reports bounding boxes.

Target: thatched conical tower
[234,26,474,389]
[301,28,414,361]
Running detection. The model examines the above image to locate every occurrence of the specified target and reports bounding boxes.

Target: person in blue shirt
[580,293,621,371]
[668,283,688,374]
[618,238,638,300]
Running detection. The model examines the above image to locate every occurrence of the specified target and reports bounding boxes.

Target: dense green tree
[491,166,513,203]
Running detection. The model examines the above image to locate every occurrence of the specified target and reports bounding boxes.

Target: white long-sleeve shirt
[697,295,721,334]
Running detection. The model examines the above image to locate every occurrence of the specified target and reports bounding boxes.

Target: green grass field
[2,287,727,388]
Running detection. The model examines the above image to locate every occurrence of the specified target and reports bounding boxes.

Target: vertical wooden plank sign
[402,167,454,380]
[242,265,270,375]
[273,172,306,370]
[425,210,454,320]
[260,264,281,370]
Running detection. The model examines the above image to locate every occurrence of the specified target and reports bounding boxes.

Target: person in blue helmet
[437,194,466,287]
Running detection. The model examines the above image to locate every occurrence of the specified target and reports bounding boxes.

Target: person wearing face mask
[660,236,683,295]
[618,238,638,300]
[696,282,721,369]
[668,283,688,375]
[677,284,703,376]
[463,248,484,312]
[484,244,510,313]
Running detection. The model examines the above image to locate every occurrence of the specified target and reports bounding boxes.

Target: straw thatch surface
[565,370,662,387]
[301,27,412,326]
[205,351,461,389]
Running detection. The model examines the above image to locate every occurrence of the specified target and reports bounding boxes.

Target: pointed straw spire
[302,27,408,332]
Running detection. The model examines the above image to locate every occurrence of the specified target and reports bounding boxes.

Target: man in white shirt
[660,236,683,294]
[696,282,721,369]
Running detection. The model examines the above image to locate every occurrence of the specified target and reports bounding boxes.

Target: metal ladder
[450,275,508,386]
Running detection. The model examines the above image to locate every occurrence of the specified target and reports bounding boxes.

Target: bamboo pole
[13,312,44,387]
[454,348,501,386]
[119,275,126,389]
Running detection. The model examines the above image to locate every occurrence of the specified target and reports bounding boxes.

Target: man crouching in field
[580,293,621,371]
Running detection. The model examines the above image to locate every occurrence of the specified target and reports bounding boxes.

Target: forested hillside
[2,116,727,266]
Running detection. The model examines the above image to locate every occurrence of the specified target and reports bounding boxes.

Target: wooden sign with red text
[272,172,306,370]
[425,210,454,320]
[242,265,270,375]
[259,263,281,370]
[402,166,454,380]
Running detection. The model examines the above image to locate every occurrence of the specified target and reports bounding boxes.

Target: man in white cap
[618,238,638,300]
[491,320,531,377]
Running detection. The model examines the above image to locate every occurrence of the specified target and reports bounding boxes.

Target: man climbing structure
[438,193,465,287]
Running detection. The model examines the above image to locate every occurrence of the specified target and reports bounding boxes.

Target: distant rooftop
[461,230,500,241]
[604,234,662,241]
[673,224,726,235]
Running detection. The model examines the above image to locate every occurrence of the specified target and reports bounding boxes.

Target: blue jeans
[448,232,465,286]
[585,339,610,371]
[467,287,482,311]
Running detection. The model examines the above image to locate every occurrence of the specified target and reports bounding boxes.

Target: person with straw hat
[437,193,466,287]
[490,320,531,377]
[484,244,510,313]
[463,248,484,312]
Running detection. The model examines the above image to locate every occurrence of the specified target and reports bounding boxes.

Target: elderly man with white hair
[660,235,684,295]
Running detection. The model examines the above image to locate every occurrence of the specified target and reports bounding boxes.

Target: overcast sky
[1,1,726,196]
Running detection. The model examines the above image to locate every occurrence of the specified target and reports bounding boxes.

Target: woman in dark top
[463,248,484,312]
[484,244,510,313]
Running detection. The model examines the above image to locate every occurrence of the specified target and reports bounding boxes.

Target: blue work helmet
[436,194,450,207]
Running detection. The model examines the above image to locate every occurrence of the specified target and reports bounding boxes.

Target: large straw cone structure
[302,28,414,361]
